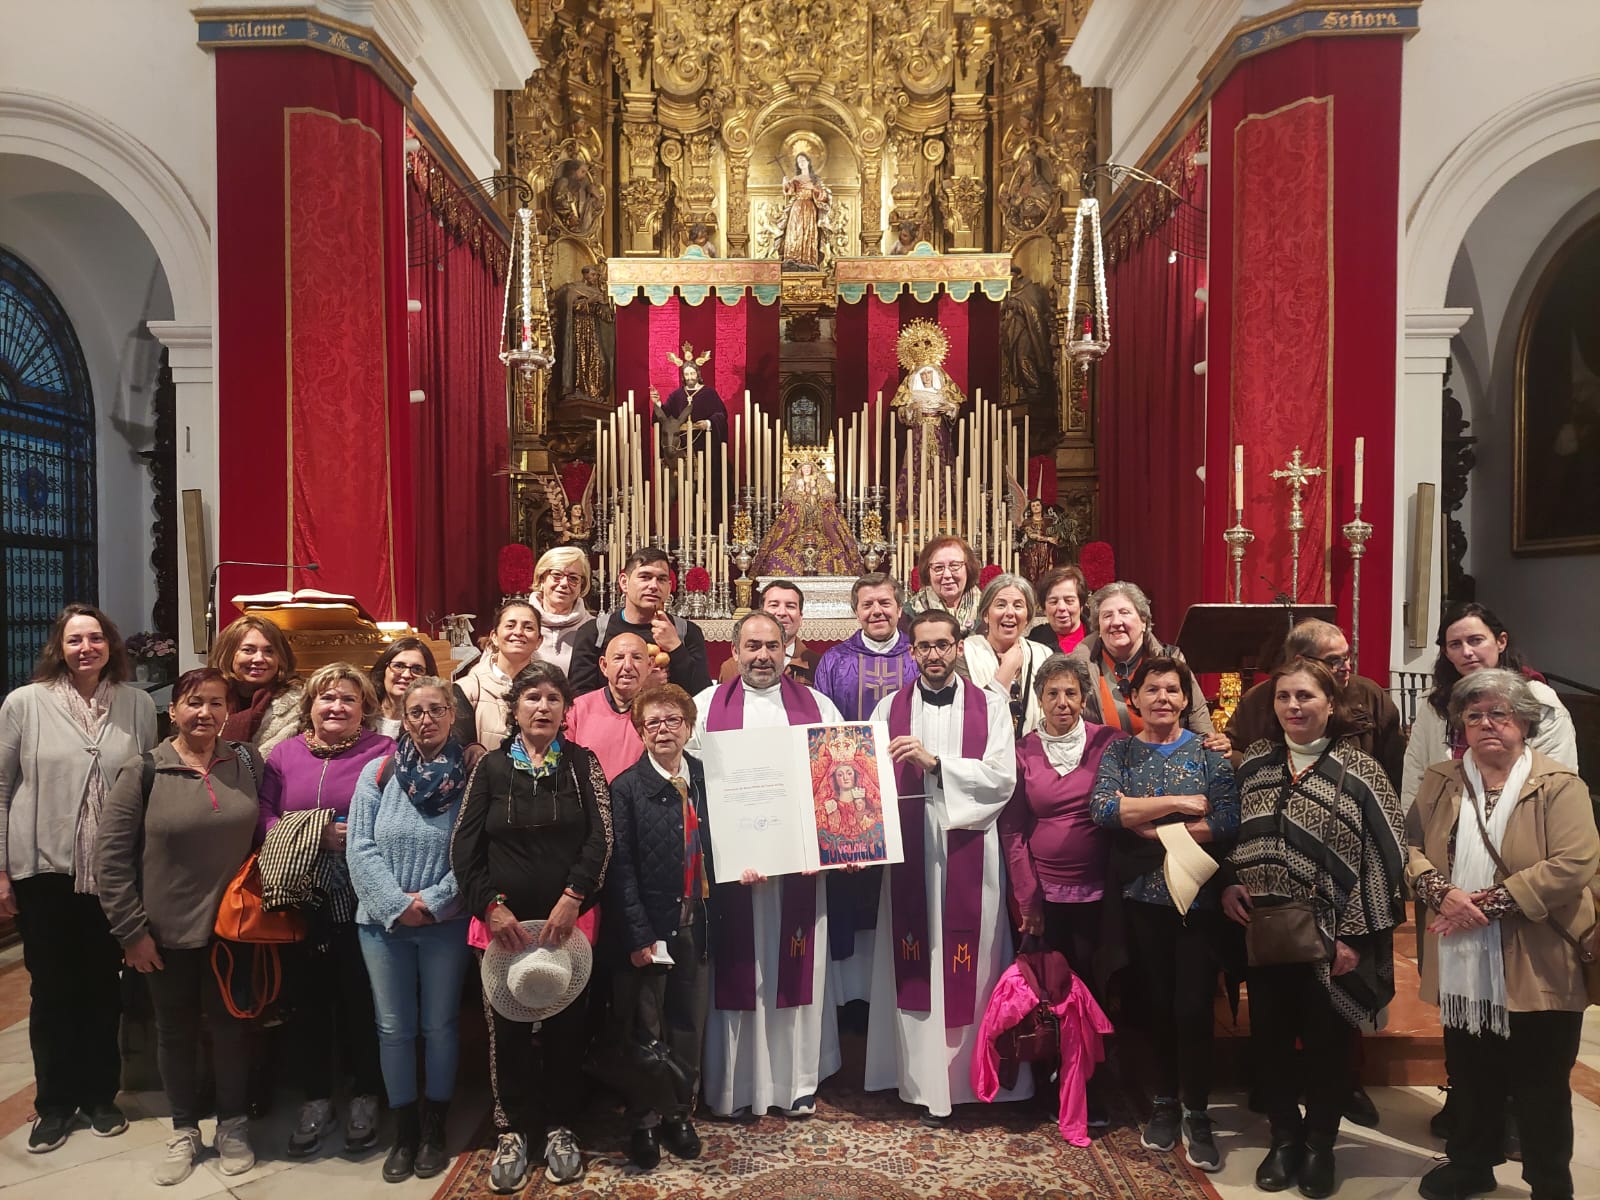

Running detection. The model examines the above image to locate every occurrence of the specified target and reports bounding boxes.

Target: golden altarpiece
[497,0,1102,618]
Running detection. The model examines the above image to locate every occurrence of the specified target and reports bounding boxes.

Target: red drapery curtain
[407,156,509,627]
[215,47,412,620]
[1098,123,1209,635]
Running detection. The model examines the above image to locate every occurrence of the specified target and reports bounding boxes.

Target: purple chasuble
[706,676,822,1011]
[886,680,989,1029]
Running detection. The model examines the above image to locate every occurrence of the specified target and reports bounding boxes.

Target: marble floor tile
[0,1135,231,1200]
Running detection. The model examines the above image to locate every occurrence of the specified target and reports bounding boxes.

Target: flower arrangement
[978,564,1003,588]
[498,543,534,597]
[126,632,178,663]
[1079,541,1116,592]
[685,566,711,594]
[909,568,921,591]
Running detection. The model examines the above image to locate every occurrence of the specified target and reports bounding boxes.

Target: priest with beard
[689,612,845,1120]
[865,609,1028,1124]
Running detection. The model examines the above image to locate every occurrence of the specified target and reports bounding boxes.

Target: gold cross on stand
[1269,446,1325,597]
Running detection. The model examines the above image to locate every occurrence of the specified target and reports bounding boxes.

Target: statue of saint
[1001,266,1060,454]
[887,219,920,256]
[1016,498,1074,585]
[552,264,614,407]
[777,150,833,271]
[651,342,730,527]
[1000,146,1053,234]
[889,320,966,523]
[550,160,603,237]
[752,455,864,578]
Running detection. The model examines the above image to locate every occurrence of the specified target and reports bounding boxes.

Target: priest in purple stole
[865,610,1028,1121]
[690,612,845,1119]
[812,573,920,1004]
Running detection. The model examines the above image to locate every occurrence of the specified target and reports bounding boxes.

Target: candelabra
[1341,506,1375,671]
[728,507,759,613]
[1222,511,1255,603]
[1269,446,1325,598]
[856,507,890,572]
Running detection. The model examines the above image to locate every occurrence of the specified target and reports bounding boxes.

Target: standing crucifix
[1270,446,1325,597]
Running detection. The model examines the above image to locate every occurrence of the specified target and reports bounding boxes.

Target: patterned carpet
[431,1064,1221,1200]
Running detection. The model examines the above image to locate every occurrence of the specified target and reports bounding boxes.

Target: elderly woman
[210,614,304,754]
[450,661,612,1192]
[370,637,439,740]
[1402,601,1576,811]
[1222,659,1405,1198]
[1030,565,1089,656]
[962,573,1053,738]
[95,668,260,1185]
[453,599,542,756]
[601,683,710,1171]
[1071,581,1224,749]
[348,675,469,1183]
[1406,668,1596,1200]
[999,653,1126,1121]
[906,535,982,634]
[1091,656,1238,1174]
[0,604,156,1152]
[259,662,394,1159]
[529,546,593,675]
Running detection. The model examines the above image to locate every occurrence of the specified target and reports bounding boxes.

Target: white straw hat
[480,920,593,1024]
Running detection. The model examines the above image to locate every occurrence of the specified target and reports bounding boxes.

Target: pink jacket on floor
[971,965,1113,1146]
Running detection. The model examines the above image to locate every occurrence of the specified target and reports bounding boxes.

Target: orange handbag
[213,853,305,944]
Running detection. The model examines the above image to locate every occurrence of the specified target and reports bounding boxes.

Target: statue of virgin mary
[777,144,833,270]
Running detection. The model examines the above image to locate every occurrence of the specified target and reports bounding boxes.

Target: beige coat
[1406,751,1598,1012]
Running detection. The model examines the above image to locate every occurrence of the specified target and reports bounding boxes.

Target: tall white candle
[1353,436,1365,507]
[1233,443,1244,514]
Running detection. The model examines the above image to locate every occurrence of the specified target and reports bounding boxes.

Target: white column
[1391,308,1471,675]
[146,321,216,667]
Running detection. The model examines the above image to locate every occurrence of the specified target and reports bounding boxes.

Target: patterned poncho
[1231,737,1406,1026]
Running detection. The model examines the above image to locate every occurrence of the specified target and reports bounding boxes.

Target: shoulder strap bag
[1245,754,1345,967]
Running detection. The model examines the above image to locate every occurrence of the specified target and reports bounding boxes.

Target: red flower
[685,566,711,593]
[1079,541,1116,592]
[909,568,921,591]
[979,564,1003,588]
[497,543,535,595]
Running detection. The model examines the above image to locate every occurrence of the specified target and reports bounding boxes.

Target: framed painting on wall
[1514,216,1600,554]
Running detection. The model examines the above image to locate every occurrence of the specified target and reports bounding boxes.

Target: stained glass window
[0,249,96,690]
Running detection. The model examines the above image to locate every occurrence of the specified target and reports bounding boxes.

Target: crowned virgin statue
[889,319,966,522]
[751,452,863,577]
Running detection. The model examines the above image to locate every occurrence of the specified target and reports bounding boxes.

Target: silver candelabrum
[1341,506,1375,671]
[1222,511,1255,603]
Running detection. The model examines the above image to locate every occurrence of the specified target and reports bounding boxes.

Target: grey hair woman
[961,573,1050,737]
[1406,667,1597,1200]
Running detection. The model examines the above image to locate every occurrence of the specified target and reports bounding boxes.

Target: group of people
[0,534,1591,1200]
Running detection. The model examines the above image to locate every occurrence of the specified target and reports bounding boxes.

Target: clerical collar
[918,680,957,707]
[861,630,898,655]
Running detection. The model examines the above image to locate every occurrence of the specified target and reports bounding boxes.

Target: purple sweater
[999,722,1126,915]
[258,729,395,844]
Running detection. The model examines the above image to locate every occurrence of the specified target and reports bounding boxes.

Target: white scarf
[1437,747,1533,1038]
[1036,720,1087,776]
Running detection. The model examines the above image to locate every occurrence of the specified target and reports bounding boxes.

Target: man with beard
[717,581,817,686]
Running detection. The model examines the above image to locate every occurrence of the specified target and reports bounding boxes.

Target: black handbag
[1244,756,1344,967]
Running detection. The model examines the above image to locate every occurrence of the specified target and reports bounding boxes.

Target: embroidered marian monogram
[952,942,973,973]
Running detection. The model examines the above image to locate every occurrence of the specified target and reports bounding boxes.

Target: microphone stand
[206,560,320,650]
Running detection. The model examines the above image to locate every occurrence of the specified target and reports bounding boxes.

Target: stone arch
[0,89,209,324]
[1407,74,1600,309]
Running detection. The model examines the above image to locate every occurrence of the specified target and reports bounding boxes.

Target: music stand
[1174,603,1337,678]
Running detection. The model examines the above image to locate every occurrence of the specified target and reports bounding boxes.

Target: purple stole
[706,676,822,1012]
[886,679,990,1029]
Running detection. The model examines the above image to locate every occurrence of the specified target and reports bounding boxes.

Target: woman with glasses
[529,547,592,676]
[370,638,440,739]
[601,683,710,1171]
[1406,668,1595,1200]
[962,573,1051,737]
[906,536,982,634]
[348,676,470,1183]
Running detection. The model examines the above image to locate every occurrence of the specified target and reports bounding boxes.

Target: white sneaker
[489,1131,529,1194]
[215,1115,256,1176]
[152,1127,202,1187]
[543,1125,585,1184]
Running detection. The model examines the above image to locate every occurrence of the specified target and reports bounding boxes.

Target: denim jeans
[357,920,472,1106]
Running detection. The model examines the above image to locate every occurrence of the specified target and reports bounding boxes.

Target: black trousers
[13,873,123,1117]
[482,980,590,1137]
[1042,900,1109,1104]
[1124,902,1219,1111]
[1444,1010,1583,1200]
[144,944,251,1128]
[1248,963,1351,1145]
[284,922,384,1099]
[609,920,709,1127]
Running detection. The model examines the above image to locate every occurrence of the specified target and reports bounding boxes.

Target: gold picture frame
[1513,215,1600,554]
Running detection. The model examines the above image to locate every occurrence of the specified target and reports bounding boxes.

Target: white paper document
[699,721,905,882]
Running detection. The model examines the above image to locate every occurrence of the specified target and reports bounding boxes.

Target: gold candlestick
[1341,506,1374,671]
[1269,446,1325,598]
[1222,510,1255,603]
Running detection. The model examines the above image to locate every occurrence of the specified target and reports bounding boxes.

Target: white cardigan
[961,635,1053,737]
[0,681,158,882]
[1400,677,1578,811]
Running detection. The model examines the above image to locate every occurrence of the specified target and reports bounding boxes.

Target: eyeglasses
[545,570,584,586]
[642,715,685,732]
[912,640,957,655]
[927,564,964,577]
[1313,654,1351,671]
[1463,708,1516,728]
[405,704,452,721]
[390,662,426,676]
